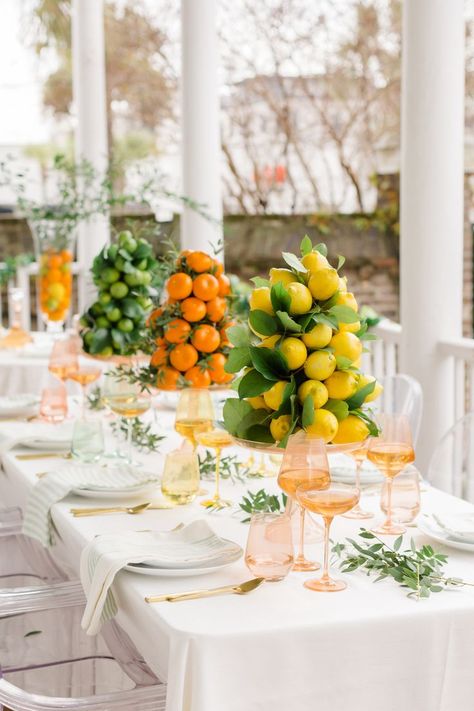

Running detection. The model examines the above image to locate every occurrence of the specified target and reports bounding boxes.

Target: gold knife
[145,578,264,603]
[16,452,71,461]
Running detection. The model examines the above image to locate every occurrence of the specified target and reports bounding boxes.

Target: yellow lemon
[353,357,361,369]
[338,320,361,334]
[304,408,339,443]
[304,351,336,380]
[297,380,329,408]
[331,414,369,444]
[302,323,333,350]
[269,268,297,286]
[301,251,329,272]
[357,374,383,403]
[263,380,289,410]
[324,370,359,400]
[336,291,358,312]
[247,395,267,409]
[338,276,348,293]
[330,332,362,363]
[259,335,281,348]
[48,282,66,301]
[249,287,274,315]
[270,414,292,442]
[280,337,307,370]
[286,282,313,315]
[308,268,340,301]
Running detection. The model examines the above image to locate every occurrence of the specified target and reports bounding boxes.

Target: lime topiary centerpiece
[223,236,382,447]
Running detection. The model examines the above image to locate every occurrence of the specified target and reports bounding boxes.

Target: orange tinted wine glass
[245,512,293,581]
[367,414,415,535]
[175,389,214,450]
[297,482,360,592]
[343,443,373,520]
[48,339,79,382]
[196,428,234,507]
[69,365,101,418]
[277,432,330,572]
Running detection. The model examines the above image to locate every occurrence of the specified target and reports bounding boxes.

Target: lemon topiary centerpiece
[222,236,382,447]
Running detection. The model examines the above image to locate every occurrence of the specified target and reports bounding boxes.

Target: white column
[400,0,465,471]
[72,0,109,310]
[181,0,223,258]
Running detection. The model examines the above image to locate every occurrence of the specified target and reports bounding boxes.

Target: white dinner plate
[0,394,39,417]
[124,552,242,577]
[71,483,159,500]
[417,515,474,553]
[330,466,384,486]
[22,437,71,452]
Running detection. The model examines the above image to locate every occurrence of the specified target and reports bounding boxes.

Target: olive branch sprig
[332,529,474,600]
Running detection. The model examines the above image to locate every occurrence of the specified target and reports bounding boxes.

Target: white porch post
[181,0,223,259]
[399,0,465,471]
[72,0,109,310]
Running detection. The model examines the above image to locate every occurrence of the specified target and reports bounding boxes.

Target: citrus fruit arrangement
[38,248,73,324]
[222,236,382,446]
[80,231,159,357]
[145,249,235,390]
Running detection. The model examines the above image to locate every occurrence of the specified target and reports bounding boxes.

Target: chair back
[427,411,474,502]
[371,374,423,446]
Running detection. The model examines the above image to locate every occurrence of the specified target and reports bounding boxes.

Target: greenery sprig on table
[238,489,288,523]
[198,450,251,484]
[333,529,473,600]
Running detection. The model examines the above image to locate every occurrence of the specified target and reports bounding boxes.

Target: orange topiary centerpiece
[147,250,235,390]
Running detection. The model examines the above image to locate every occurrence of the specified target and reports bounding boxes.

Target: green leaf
[315,242,328,257]
[222,398,253,435]
[227,324,250,347]
[323,399,349,421]
[238,369,275,398]
[279,417,298,448]
[89,328,111,354]
[250,276,271,288]
[300,235,313,256]
[121,298,143,319]
[345,380,376,409]
[335,355,353,371]
[275,310,302,333]
[313,312,338,330]
[250,346,289,380]
[248,310,278,336]
[394,536,403,551]
[302,395,315,427]
[270,282,291,312]
[237,408,271,438]
[282,252,307,273]
[327,305,359,324]
[246,424,275,443]
[24,630,42,638]
[336,255,346,271]
[224,346,251,373]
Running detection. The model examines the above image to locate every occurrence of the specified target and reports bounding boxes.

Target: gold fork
[145,578,264,603]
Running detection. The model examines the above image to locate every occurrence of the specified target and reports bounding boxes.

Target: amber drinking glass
[102,373,151,464]
[245,512,293,581]
[381,465,421,524]
[39,384,68,423]
[174,389,214,450]
[367,414,415,535]
[297,482,360,592]
[277,432,330,571]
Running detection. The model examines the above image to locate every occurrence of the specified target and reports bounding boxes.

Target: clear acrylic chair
[427,412,474,503]
[0,508,69,588]
[371,374,423,445]
[0,581,166,710]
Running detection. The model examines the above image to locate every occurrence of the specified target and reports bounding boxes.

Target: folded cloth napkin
[432,512,474,543]
[22,464,160,547]
[0,421,72,455]
[80,520,237,635]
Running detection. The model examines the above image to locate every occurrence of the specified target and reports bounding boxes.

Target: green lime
[140,271,152,286]
[100,346,114,357]
[124,271,143,287]
[118,232,137,253]
[137,296,152,310]
[107,307,122,322]
[91,302,104,316]
[110,282,129,299]
[96,316,110,329]
[118,317,134,333]
[99,292,112,306]
[135,258,148,271]
[114,257,127,272]
[102,267,120,284]
[83,331,94,346]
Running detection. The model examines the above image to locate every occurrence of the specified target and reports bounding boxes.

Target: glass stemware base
[343,504,373,520]
[304,577,346,592]
[371,520,406,536]
[293,557,320,572]
[200,495,232,508]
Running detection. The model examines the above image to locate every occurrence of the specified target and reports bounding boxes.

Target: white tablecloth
[2,416,474,711]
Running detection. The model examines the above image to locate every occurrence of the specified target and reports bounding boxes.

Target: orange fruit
[48,254,62,269]
[186,251,212,273]
[206,297,226,323]
[146,307,164,328]
[151,343,168,367]
[207,352,232,383]
[212,259,224,277]
[191,324,220,353]
[181,297,207,322]
[169,343,199,372]
[164,318,191,344]
[60,250,73,263]
[156,366,180,390]
[47,268,62,284]
[167,272,193,300]
[192,273,219,301]
[217,274,231,296]
[185,365,211,388]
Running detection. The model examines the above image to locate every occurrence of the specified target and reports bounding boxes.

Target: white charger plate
[22,437,71,451]
[0,394,39,417]
[418,516,474,553]
[71,483,159,500]
[330,466,384,485]
[124,552,242,577]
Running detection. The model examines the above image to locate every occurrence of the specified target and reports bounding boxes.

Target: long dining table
[1,408,474,711]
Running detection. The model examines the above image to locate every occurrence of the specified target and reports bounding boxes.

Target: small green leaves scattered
[333,528,472,600]
[271,282,291,312]
[250,276,271,288]
[224,346,252,373]
[250,346,289,380]
[282,251,307,273]
[336,255,346,271]
[345,380,376,409]
[324,398,349,421]
[328,305,359,324]
[315,242,328,257]
[248,309,278,336]
[300,235,313,256]
[238,370,275,398]
[335,355,354,371]
[302,395,315,427]
[276,310,302,333]
[223,398,253,435]
[227,324,250,348]
[24,630,42,638]
[239,488,288,523]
